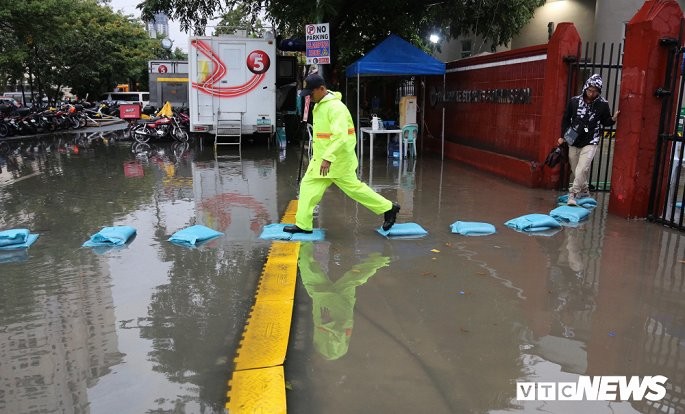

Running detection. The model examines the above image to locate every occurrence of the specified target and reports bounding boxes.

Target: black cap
[300,74,325,97]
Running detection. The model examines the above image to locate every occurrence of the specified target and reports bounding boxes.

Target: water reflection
[0,135,279,413]
[506,206,685,413]
[297,242,389,360]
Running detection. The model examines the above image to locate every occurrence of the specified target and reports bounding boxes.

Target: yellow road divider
[226,200,301,413]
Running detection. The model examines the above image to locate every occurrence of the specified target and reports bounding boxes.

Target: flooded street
[1,130,684,413]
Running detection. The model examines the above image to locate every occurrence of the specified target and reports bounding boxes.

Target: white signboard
[305,23,330,65]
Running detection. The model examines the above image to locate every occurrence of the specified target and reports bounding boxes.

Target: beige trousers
[568,144,597,195]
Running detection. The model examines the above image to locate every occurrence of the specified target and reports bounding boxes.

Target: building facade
[435,0,685,62]
[146,12,170,38]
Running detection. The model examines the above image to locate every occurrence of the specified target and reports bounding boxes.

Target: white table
[359,127,403,162]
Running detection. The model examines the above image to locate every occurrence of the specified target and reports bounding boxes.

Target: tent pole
[345,77,348,106]
[420,76,425,155]
[357,73,361,162]
[441,74,445,160]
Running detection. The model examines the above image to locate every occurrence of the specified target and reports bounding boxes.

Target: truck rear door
[217,43,247,116]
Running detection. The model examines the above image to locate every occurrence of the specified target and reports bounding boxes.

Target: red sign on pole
[302,95,311,122]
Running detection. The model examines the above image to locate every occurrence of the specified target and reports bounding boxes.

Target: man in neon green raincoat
[284,74,400,234]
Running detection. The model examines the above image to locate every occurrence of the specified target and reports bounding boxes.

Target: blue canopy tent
[345,34,446,159]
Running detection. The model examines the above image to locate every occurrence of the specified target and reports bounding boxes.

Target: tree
[0,0,159,101]
[138,0,545,80]
[213,4,263,37]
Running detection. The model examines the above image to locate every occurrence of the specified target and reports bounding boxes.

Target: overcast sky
[108,0,190,52]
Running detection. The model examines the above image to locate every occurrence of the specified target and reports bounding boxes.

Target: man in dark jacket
[558,74,619,206]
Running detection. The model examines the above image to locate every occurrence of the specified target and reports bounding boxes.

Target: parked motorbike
[132,114,189,143]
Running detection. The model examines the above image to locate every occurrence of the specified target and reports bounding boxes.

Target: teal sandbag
[549,205,591,224]
[557,194,597,209]
[169,225,224,247]
[0,228,39,250]
[450,221,496,236]
[0,228,30,247]
[376,222,428,238]
[259,223,325,241]
[83,226,136,247]
[504,214,561,232]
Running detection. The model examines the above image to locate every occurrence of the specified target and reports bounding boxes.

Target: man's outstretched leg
[284,176,331,234]
[333,174,400,231]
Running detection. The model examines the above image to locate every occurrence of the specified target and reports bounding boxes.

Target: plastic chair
[402,123,418,158]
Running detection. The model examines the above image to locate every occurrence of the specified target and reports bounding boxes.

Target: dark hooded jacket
[561,74,615,147]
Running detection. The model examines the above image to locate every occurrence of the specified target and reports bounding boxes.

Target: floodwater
[0,129,684,414]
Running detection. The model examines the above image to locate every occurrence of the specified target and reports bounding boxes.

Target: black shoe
[382,202,401,231]
[283,225,313,234]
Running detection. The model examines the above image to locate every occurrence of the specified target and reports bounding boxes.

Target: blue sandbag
[169,225,224,247]
[504,214,561,232]
[259,223,325,241]
[450,221,496,236]
[376,222,428,238]
[0,228,39,250]
[549,205,591,224]
[0,228,30,247]
[557,194,597,209]
[83,226,136,247]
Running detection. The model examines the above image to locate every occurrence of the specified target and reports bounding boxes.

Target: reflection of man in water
[298,242,390,360]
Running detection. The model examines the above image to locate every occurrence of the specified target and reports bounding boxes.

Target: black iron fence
[648,32,685,229]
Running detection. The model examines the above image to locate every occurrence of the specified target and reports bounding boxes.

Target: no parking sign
[305,23,330,65]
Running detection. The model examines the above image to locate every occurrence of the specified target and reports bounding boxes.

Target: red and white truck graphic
[188,34,276,136]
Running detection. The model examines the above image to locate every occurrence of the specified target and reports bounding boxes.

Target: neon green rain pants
[295,171,392,231]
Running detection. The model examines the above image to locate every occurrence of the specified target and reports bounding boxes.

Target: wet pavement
[0,129,684,413]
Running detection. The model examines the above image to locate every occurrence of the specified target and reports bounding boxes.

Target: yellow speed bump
[227,366,286,414]
[227,200,302,413]
[233,299,294,371]
[254,259,298,303]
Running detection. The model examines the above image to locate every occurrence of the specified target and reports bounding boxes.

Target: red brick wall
[423,24,581,188]
[608,0,684,218]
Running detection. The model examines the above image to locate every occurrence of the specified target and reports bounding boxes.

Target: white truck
[188,33,276,143]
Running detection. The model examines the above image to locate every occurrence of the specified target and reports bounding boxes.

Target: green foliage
[0,0,158,100]
[139,0,545,78]
[213,4,264,37]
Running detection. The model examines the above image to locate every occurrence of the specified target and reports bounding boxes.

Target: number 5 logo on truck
[190,39,270,97]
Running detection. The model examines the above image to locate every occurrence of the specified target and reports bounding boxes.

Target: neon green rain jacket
[310,91,357,178]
